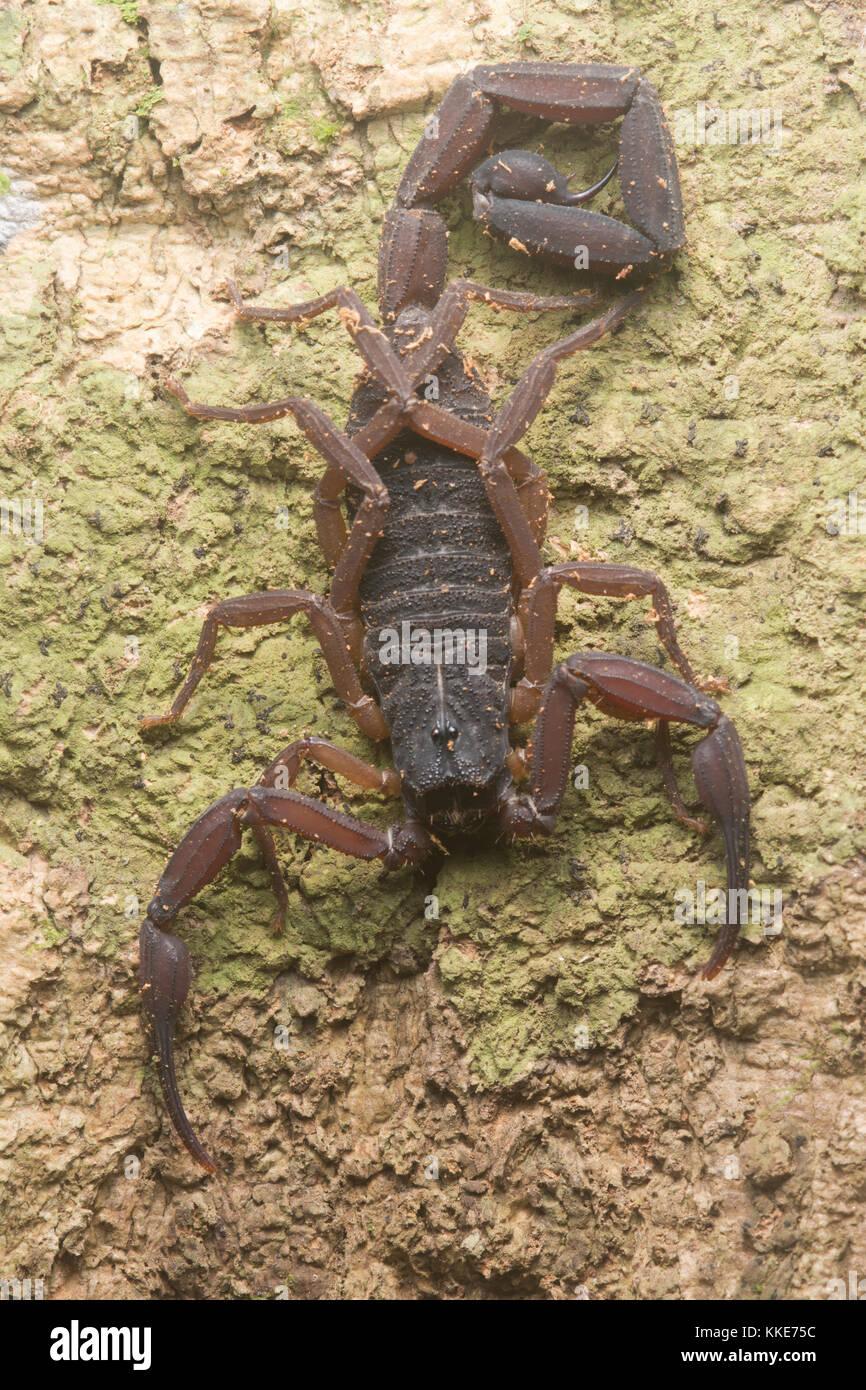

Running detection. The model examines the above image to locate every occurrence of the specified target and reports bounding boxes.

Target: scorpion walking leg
[209,285,610,574]
[310,415,405,586]
[403,278,603,383]
[168,369,406,488]
[513,557,728,722]
[166,380,394,639]
[140,787,433,1171]
[476,293,641,580]
[139,589,388,742]
[499,652,750,980]
[408,295,640,590]
[405,397,545,583]
[224,280,415,404]
[397,278,611,548]
[282,402,394,620]
[258,736,402,796]
[251,739,402,934]
[500,448,549,549]
[224,278,461,581]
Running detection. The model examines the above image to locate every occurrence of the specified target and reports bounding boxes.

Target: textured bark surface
[1,0,864,1300]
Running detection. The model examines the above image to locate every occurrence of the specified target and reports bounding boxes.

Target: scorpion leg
[139,589,388,742]
[166,372,403,466]
[499,652,750,980]
[167,379,394,635]
[344,396,552,549]
[513,557,728,722]
[168,365,406,482]
[403,278,602,383]
[476,294,641,580]
[404,398,544,583]
[250,740,402,936]
[395,277,620,549]
[243,736,404,936]
[501,447,549,549]
[224,281,413,404]
[396,62,683,280]
[398,276,611,546]
[169,319,548,602]
[140,787,433,1171]
[258,736,402,797]
[212,283,600,570]
[408,295,640,589]
[193,285,430,567]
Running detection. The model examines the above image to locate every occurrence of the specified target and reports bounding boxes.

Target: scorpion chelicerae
[139,63,750,1173]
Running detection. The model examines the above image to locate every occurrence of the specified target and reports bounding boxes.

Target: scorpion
[138,63,750,1174]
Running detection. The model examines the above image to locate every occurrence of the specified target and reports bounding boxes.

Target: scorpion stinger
[564,158,620,204]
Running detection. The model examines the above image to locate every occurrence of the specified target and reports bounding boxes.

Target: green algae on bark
[1,0,864,1129]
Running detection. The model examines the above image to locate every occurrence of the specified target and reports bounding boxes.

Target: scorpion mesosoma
[139,63,750,1173]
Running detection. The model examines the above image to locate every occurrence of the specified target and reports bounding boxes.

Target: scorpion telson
[140,63,750,1174]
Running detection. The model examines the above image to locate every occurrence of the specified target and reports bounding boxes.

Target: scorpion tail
[139,917,217,1174]
[691,716,751,981]
[564,158,619,205]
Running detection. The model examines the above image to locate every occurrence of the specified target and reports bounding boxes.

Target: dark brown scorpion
[139,63,750,1173]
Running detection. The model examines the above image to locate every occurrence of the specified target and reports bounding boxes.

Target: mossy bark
[0,0,864,1299]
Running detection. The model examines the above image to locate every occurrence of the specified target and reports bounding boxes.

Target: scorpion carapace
[139,63,750,1174]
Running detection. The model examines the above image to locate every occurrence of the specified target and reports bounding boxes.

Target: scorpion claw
[139,917,217,1174]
